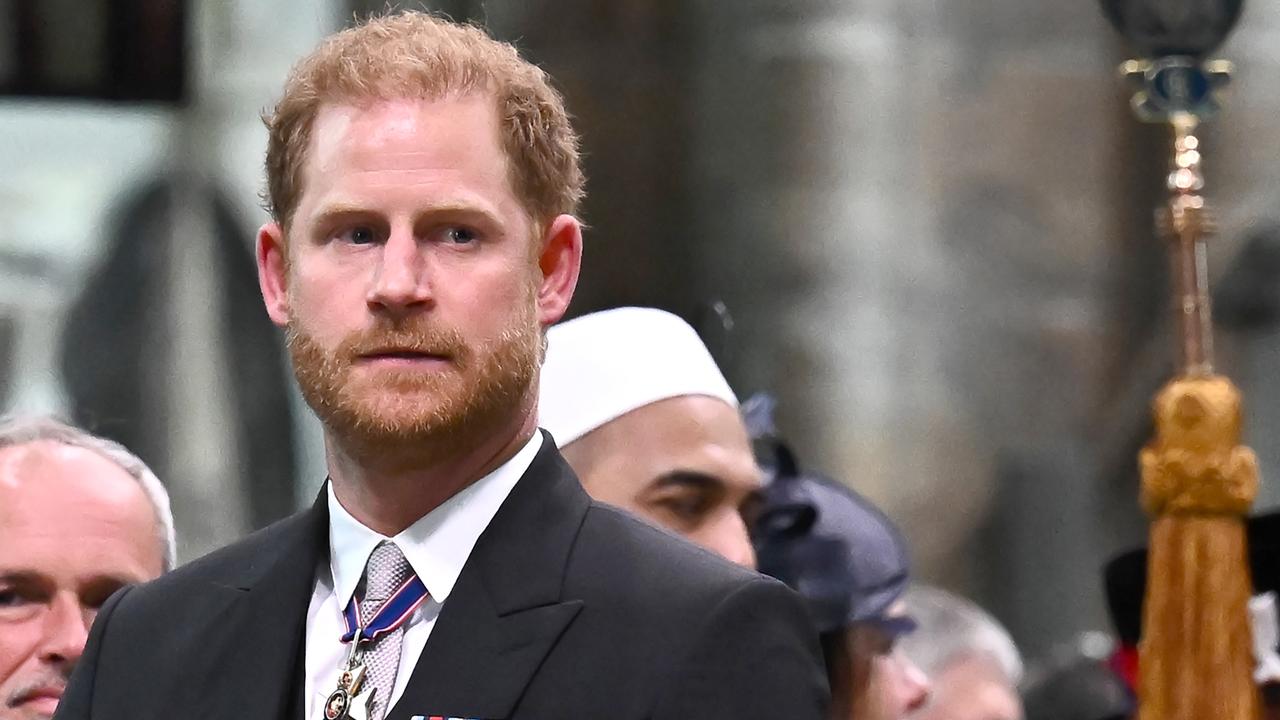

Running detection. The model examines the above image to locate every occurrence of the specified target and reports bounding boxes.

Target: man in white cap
[539,306,762,567]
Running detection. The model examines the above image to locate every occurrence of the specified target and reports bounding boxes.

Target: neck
[325,403,539,536]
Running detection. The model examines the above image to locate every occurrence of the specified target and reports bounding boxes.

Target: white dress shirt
[303,433,542,720]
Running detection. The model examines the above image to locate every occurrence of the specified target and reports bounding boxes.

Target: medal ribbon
[340,573,430,644]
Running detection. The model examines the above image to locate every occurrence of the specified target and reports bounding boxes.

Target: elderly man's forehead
[0,440,139,502]
[0,440,67,488]
[0,440,165,578]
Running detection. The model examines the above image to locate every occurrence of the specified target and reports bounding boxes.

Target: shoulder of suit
[125,508,315,599]
[572,500,771,600]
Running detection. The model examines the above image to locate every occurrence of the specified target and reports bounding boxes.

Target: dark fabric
[1105,508,1280,646]
[60,177,297,529]
[751,437,911,635]
[56,436,830,720]
[1022,657,1134,720]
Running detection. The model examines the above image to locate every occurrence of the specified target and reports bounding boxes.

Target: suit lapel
[196,491,328,720]
[387,435,590,720]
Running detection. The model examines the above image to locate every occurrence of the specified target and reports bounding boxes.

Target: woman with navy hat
[749,397,930,719]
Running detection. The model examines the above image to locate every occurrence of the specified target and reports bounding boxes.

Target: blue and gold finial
[1101,0,1243,123]
[1098,3,1261,720]
[1121,57,1232,123]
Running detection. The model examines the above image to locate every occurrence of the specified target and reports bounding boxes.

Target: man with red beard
[55,11,828,720]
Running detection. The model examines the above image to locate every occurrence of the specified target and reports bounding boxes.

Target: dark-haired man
[539,306,762,567]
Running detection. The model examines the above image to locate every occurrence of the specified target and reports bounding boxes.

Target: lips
[355,348,450,362]
[12,684,64,715]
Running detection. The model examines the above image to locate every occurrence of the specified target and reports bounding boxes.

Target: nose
[896,652,931,712]
[38,594,90,668]
[367,229,432,316]
[705,511,758,569]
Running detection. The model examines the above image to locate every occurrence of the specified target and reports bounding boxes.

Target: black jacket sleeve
[651,576,831,719]
[54,585,133,720]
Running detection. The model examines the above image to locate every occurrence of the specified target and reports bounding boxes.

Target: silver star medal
[345,685,377,720]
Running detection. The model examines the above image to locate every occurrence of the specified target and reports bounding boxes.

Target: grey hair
[0,416,177,571]
[899,585,1024,686]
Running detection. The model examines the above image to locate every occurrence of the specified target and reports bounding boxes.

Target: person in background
[539,306,762,567]
[1104,511,1280,720]
[751,402,929,720]
[1019,651,1133,720]
[899,585,1024,720]
[0,417,174,720]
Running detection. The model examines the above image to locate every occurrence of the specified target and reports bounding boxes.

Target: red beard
[286,296,541,472]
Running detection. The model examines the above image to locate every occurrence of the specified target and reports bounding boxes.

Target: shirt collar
[326,432,542,607]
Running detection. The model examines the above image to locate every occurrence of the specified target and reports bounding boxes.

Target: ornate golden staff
[1100,2,1260,718]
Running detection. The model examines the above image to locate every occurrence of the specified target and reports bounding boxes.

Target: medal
[323,688,351,720]
[346,686,376,720]
[323,680,371,720]
[325,630,369,720]
[325,572,430,720]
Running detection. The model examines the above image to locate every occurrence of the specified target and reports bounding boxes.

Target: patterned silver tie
[358,541,412,720]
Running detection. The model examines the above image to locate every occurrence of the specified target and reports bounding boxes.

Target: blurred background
[3,0,1280,674]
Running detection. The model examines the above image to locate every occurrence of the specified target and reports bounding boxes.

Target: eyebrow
[309,201,505,230]
[650,470,728,493]
[0,569,142,587]
[652,469,763,497]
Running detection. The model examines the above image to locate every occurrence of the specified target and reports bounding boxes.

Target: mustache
[6,671,68,708]
[337,322,470,364]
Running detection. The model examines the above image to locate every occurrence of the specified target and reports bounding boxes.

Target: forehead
[0,440,136,493]
[297,94,520,218]
[598,395,761,489]
[932,656,1021,715]
[0,442,161,574]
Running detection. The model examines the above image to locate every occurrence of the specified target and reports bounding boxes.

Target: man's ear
[256,222,291,327]
[535,214,583,326]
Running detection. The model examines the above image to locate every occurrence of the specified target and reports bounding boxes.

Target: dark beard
[286,303,541,473]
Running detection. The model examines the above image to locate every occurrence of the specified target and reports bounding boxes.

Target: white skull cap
[538,307,738,448]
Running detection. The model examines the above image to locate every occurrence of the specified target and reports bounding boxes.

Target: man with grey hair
[899,585,1024,720]
[0,416,173,720]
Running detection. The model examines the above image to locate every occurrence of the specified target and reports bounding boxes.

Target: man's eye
[0,588,36,611]
[656,495,713,523]
[338,226,379,245]
[444,227,477,244]
[82,581,127,611]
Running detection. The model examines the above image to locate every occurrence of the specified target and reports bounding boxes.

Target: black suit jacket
[56,436,829,719]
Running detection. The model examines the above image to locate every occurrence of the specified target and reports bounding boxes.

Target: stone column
[688,0,1127,657]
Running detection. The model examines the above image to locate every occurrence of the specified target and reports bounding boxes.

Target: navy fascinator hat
[746,395,915,637]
